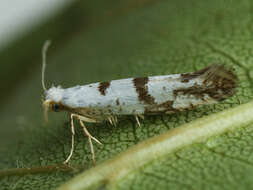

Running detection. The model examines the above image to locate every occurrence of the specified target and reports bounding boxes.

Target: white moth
[42,41,237,165]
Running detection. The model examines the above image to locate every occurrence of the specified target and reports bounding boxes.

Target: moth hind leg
[135,115,144,127]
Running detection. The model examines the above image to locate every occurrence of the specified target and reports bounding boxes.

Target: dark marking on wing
[133,77,155,104]
[189,103,194,109]
[98,81,111,96]
[180,66,210,83]
[176,65,237,101]
[116,98,120,105]
[144,100,178,114]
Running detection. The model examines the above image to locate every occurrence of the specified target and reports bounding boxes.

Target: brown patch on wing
[133,77,155,104]
[116,98,120,105]
[176,65,237,101]
[174,85,208,100]
[180,66,210,83]
[98,81,111,96]
[144,100,178,114]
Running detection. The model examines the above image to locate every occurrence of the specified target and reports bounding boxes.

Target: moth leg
[108,117,113,126]
[135,115,141,127]
[112,116,118,127]
[114,116,118,126]
[63,114,75,164]
[135,115,144,127]
[79,120,102,166]
[107,116,117,127]
[138,114,144,120]
[63,113,102,165]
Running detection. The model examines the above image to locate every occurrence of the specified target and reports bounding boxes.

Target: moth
[42,41,237,165]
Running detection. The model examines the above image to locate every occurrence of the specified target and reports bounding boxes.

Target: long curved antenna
[42,40,51,91]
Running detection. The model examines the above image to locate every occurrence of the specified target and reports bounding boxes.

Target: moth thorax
[45,86,64,102]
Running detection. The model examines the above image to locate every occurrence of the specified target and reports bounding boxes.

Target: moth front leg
[64,113,102,166]
[63,114,76,164]
[79,120,102,166]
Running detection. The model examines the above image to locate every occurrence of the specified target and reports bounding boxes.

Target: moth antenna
[42,40,51,92]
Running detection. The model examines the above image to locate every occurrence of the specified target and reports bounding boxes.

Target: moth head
[43,99,62,112]
[43,101,57,122]
[42,86,65,121]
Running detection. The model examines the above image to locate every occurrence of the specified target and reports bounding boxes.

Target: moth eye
[52,104,60,112]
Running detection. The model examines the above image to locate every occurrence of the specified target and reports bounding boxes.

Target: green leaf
[1,0,253,190]
[57,101,253,190]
